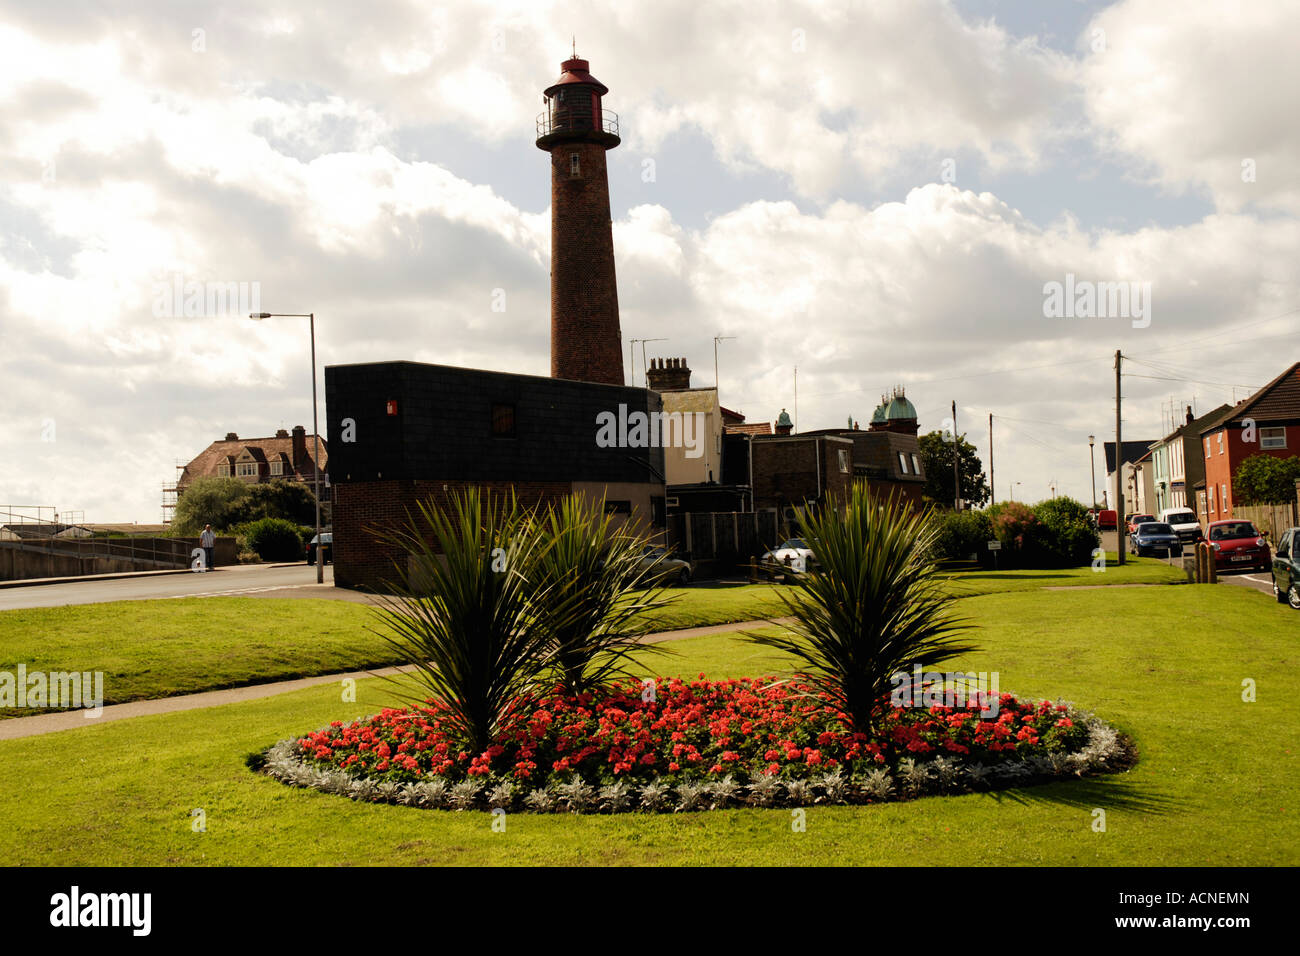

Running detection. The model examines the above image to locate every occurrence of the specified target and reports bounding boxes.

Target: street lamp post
[1088,435,1097,511]
[250,311,324,584]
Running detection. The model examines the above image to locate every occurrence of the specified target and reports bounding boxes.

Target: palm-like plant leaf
[522,495,676,694]
[746,483,975,734]
[368,488,555,753]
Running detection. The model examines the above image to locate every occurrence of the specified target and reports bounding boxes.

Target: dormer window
[270,460,284,476]
[237,462,257,478]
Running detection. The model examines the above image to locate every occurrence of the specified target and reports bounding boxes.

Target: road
[0,563,377,611]
[1100,528,1275,598]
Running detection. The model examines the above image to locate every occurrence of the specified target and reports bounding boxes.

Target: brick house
[1198,361,1300,523]
[177,425,329,501]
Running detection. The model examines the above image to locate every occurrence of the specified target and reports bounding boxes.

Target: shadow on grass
[977,774,1179,815]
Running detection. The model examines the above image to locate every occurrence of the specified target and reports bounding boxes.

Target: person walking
[200,524,216,572]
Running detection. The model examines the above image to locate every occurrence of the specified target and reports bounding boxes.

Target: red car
[1206,519,1270,572]
[1127,513,1156,533]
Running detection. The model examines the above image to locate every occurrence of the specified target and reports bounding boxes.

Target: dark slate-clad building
[326,361,666,589]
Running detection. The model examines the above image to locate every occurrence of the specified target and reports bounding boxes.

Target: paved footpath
[0,617,790,742]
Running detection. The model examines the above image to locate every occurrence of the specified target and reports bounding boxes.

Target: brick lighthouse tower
[536,52,624,386]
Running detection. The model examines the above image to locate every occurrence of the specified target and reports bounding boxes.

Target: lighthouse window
[570,153,581,178]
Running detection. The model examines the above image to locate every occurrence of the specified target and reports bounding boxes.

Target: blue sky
[0,0,1296,519]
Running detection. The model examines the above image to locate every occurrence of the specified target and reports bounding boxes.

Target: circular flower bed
[259,675,1132,812]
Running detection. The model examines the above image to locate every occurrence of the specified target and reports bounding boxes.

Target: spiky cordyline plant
[523,495,675,694]
[369,488,557,755]
[746,483,975,735]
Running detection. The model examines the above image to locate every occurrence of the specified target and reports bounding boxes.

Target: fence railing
[1233,502,1299,544]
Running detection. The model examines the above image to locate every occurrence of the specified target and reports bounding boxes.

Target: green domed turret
[886,394,917,421]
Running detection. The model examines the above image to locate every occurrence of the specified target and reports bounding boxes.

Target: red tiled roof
[725,422,772,436]
[179,432,328,486]
[1200,362,1300,433]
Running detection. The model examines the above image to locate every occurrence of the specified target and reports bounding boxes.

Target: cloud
[1081,0,1300,213]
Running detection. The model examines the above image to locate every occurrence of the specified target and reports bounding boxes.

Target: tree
[917,431,991,508]
[1233,454,1300,505]
[242,480,317,526]
[172,476,251,534]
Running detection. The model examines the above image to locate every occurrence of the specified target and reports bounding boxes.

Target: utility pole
[952,399,961,511]
[1115,349,1125,565]
[713,335,735,393]
[1089,434,1097,512]
[794,366,798,432]
[989,413,995,506]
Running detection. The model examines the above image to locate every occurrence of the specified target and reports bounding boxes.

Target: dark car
[306,532,333,565]
[1272,527,1300,609]
[1207,519,1270,573]
[1128,522,1182,558]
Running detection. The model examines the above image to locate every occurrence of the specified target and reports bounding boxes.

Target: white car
[762,537,817,573]
[1158,508,1204,545]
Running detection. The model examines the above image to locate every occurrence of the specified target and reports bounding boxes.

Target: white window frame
[1218,432,1224,455]
[1261,426,1287,450]
[898,452,909,474]
[270,460,284,476]
[217,463,230,477]
[1205,438,1211,459]
[1208,485,1215,513]
[911,453,921,474]
[837,448,850,474]
[237,461,257,478]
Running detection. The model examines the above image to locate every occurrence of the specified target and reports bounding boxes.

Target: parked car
[306,532,333,565]
[1127,513,1156,533]
[1097,509,1118,530]
[761,537,817,573]
[1272,528,1300,608]
[1206,519,1270,573]
[639,545,692,586]
[1158,508,1204,544]
[1128,522,1182,558]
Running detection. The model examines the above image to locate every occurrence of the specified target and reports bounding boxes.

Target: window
[237,462,257,478]
[569,153,580,178]
[911,453,921,474]
[604,500,632,515]
[1279,531,1291,559]
[837,449,850,474]
[491,403,515,437]
[270,460,284,476]
[1221,483,1227,512]
[1208,485,1215,513]
[1261,426,1287,450]
[1218,432,1224,455]
[217,463,230,477]
[898,452,909,474]
[1205,438,1211,459]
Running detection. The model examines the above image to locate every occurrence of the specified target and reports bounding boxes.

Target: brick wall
[550,142,623,386]
[333,479,574,590]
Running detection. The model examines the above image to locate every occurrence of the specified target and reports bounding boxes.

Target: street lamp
[713,335,735,394]
[1088,435,1097,512]
[250,311,325,584]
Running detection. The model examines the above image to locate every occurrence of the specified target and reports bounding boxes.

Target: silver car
[640,545,692,586]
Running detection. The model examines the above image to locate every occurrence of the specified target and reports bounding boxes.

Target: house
[1147,403,1231,515]
[1197,361,1300,523]
[177,425,329,504]
[1104,439,1156,514]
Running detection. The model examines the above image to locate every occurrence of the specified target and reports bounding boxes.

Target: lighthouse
[536,53,625,386]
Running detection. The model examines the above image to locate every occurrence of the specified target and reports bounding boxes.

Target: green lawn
[0,560,1188,715]
[0,581,1294,865]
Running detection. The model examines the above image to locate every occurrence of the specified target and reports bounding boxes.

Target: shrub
[1031,497,1100,568]
[243,517,306,561]
[745,483,974,735]
[931,509,995,563]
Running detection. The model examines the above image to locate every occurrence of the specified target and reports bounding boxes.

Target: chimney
[291,425,307,473]
[224,432,239,441]
[646,357,692,392]
[275,428,289,438]
[1185,405,1194,425]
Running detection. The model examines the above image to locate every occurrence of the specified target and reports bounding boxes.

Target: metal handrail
[536,107,619,139]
